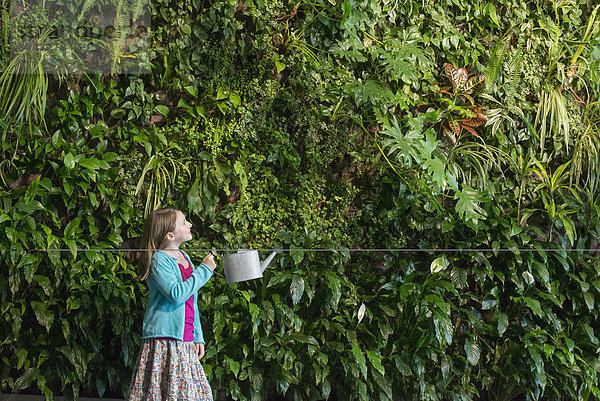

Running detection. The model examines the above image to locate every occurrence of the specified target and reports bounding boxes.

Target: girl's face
[167,211,193,244]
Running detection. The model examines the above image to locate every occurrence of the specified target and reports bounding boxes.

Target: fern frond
[131,0,149,23]
[485,37,509,90]
[77,0,98,22]
[110,0,129,74]
[505,44,523,106]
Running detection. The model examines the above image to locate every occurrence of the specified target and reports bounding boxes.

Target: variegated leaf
[461,124,479,136]
[463,74,486,94]
[448,119,461,136]
[456,115,488,127]
[456,68,468,90]
[459,93,476,105]
[445,63,468,90]
[463,105,483,113]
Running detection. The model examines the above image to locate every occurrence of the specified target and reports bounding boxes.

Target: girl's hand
[202,253,216,271]
[196,343,205,359]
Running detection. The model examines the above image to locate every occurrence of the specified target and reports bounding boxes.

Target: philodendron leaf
[454,184,490,225]
[465,338,480,366]
[290,275,305,305]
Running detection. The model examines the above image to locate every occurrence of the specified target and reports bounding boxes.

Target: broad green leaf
[450,268,467,289]
[350,343,368,379]
[497,312,508,336]
[110,108,125,118]
[33,275,52,296]
[229,358,240,378]
[79,157,109,170]
[13,368,35,391]
[64,217,82,238]
[15,348,27,370]
[186,85,198,97]
[584,292,595,310]
[31,301,54,331]
[289,333,319,345]
[366,349,385,376]
[523,296,543,317]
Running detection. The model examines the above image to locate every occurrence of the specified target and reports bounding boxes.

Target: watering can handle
[260,248,282,273]
[209,249,226,278]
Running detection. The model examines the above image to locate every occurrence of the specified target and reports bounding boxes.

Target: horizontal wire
[17,248,600,253]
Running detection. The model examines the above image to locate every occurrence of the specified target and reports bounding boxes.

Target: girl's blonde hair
[138,208,179,280]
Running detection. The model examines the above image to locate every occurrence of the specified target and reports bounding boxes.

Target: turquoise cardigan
[142,250,213,343]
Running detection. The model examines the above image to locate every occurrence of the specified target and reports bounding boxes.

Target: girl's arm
[150,254,213,304]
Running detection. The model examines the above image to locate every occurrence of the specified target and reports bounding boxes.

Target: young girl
[127,208,216,401]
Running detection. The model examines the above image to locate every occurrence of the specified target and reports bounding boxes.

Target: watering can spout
[261,249,281,273]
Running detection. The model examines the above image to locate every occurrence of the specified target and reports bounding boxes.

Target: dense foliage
[1,0,600,400]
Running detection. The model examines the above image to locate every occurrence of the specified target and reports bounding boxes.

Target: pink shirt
[178,260,195,342]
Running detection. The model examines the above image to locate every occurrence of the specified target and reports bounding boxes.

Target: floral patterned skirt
[126,338,213,401]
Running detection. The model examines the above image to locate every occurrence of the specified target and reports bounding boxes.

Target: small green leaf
[155,105,169,117]
[64,217,82,238]
[186,85,199,98]
[180,24,191,35]
[275,60,286,73]
[229,93,241,107]
[64,153,75,169]
[15,348,27,370]
[110,108,125,119]
[216,88,227,100]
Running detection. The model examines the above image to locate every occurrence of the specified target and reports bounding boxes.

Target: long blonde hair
[138,208,179,280]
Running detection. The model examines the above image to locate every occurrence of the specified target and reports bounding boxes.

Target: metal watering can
[217,249,280,284]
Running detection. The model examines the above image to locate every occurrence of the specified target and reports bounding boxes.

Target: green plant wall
[1,0,600,400]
